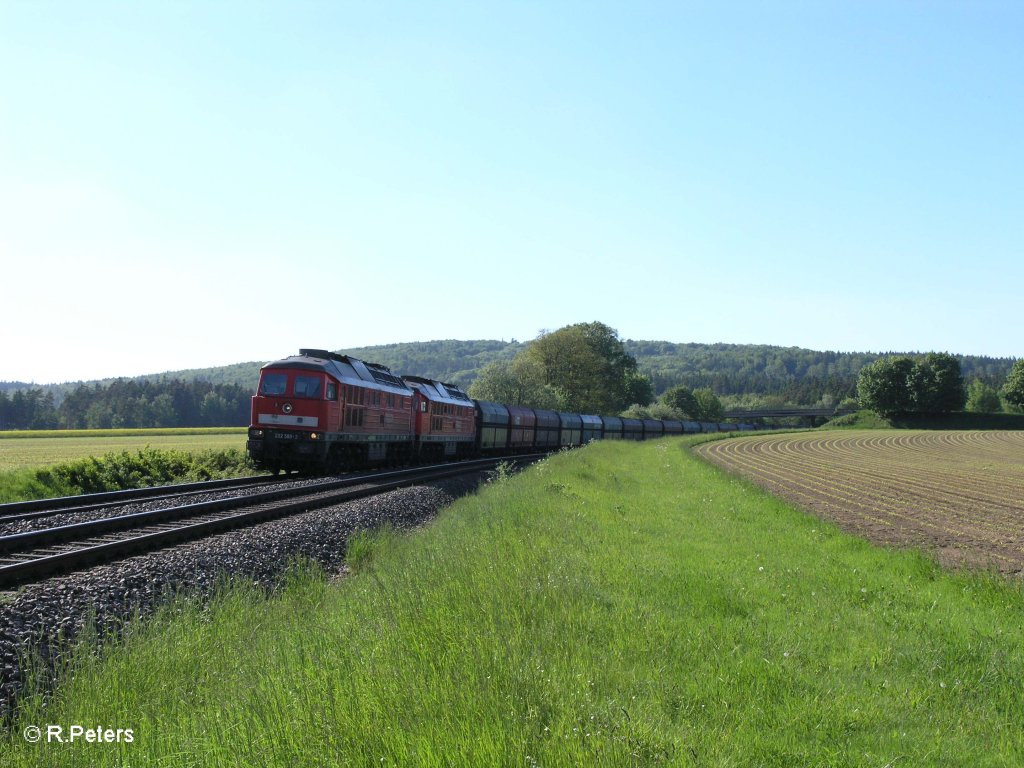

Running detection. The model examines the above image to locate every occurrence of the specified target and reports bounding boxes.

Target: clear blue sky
[2,1,1021,383]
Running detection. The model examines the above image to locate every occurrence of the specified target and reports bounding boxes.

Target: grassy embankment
[0,428,252,502]
[5,437,1024,766]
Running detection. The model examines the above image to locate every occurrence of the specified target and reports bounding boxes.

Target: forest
[0,379,250,430]
[0,339,1017,430]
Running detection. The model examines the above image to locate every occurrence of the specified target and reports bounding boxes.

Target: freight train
[247,349,754,474]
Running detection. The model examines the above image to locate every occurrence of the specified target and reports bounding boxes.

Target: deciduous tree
[965,380,1002,413]
[661,385,699,417]
[693,388,725,421]
[623,372,655,408]
[857,356,917,417]
[911,352,966,413]
[525,322,640,414]
[858,354,966,417]
[1002,359,1024,409]
[468,357,561,410]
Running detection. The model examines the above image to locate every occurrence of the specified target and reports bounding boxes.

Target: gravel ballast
[0,476,335,537]
[0,473,488,718]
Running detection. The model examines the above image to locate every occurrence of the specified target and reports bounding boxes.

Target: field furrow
[695,430,1024,573]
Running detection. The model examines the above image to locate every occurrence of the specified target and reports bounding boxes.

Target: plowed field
[695,430,1024,573]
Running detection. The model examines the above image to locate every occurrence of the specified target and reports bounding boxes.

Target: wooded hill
[1,340,1017,430]
[339,340,1015,407]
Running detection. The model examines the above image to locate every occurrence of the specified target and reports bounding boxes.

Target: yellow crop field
[0,428,248,472]
[696,430,1024,573]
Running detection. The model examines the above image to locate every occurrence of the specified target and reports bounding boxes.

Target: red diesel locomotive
[403,375,476,461]
[247,349,755,473]
[247,349,416,473]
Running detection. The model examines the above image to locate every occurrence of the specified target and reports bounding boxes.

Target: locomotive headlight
[250,428,264,438]
[310,432,318,440]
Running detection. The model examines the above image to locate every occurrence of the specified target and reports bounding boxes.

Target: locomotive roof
[402,376,473,407]
[262,349,413,395]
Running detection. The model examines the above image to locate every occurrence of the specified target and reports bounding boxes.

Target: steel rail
[0,456,538,589]
[0,474,284,522]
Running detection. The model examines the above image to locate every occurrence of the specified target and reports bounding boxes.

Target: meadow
[0,428,247,472]
[0,429,252,503]
[4,437,1022,766]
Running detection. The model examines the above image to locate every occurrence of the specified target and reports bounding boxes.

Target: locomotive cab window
[259,374,288,396]
[326,382,337,401]
[294,375,322,398]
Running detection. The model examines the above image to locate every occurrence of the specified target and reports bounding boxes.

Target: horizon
[2,3,1021,384]
[1,335,1018,389]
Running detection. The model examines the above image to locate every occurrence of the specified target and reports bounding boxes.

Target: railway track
[0,474,286,524]
[0,456,535,589]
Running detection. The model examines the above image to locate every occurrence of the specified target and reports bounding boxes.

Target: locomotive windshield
[293,375,323,398]
[259,373,288,396]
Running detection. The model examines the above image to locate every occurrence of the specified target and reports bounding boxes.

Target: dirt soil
[695,430,1024,575]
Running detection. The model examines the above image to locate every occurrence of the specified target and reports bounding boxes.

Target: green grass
[0,447,256,503]
[0,429,254,502]
[0,428,248,440]
[0,428,246,475]
[5,438,1023,766]
[0,429,248,473]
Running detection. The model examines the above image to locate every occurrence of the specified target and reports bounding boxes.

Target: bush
[16,448,254,499]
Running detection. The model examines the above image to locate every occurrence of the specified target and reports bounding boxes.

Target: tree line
[346,338,1016,409]
[4,329,1019,430]
[468,324,1024,423]
[857,355,1024,418]
[631,344,1015,405]
[0,379,251,430]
